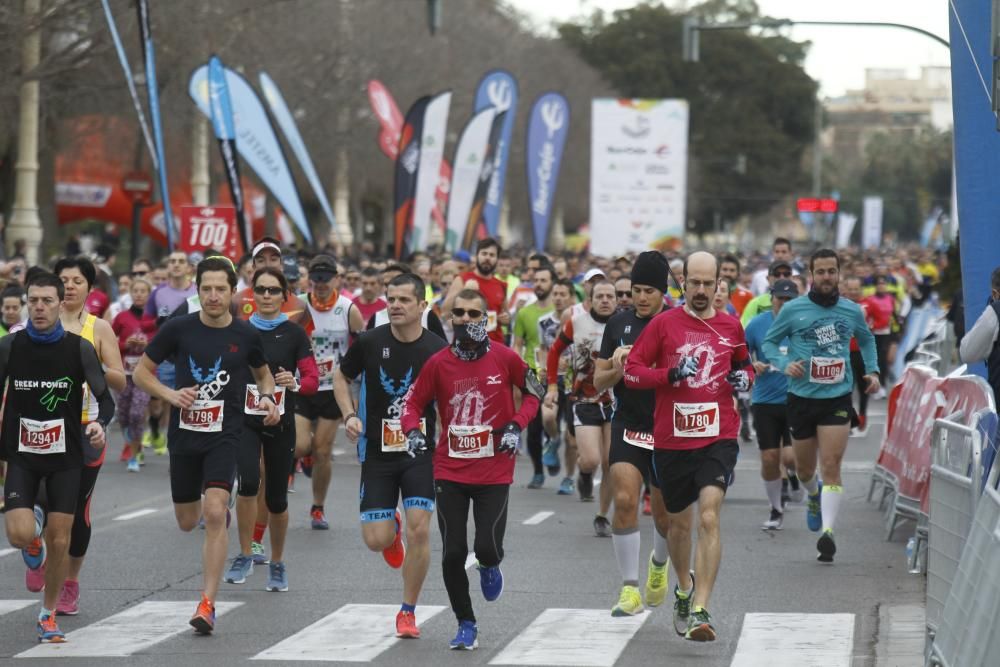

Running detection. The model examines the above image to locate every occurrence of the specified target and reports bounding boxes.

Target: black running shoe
[817,530,836,563]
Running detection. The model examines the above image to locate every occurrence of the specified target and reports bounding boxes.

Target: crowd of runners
[0,233,948,647]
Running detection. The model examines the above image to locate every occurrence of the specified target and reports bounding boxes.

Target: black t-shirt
[145,313,266,453]
[339,324,447,462]
[250,320,313,424]
[599,307,662,431]
[366,309,448,340]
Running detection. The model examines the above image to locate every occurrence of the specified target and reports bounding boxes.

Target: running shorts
[359,454,435,523]
[572,401,611,428]
[608,420,658,488]
[169,445,236,503]
[786,393,853,440]
[751,403,791,451]
[294,390,343,421]
[4,463,81,514]
[653,440,739,513]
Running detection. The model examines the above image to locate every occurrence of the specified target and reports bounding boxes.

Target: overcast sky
[507,0,951,97]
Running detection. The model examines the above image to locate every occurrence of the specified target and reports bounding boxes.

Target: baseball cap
[308,255,338,282]
[583,268,606,282]
[252,237,282,259]
[769,260,792,276]
[453,250,471,263]
[770,278,799,299]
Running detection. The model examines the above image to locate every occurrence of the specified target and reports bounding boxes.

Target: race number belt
[245,385,286,416]
[447,425,494,459]
[809,356,846,384]
[623,429,654,450]
[19,418,66,455]
[673,402,720,438]
[123,355,141,374]
[486,310,498,332]
[382,418,426,453]
[179,399,224,433]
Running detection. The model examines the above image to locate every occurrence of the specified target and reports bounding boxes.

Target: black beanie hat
[630,251,670,294]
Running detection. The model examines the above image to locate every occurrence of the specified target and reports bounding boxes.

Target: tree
[558,0,817,232]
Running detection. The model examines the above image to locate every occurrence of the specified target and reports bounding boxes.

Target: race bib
[316,356,337,379]
[19,418,66,454]
[244,385,286,416]
[673,402,720,438]
[123,355,141,374]
[623,429,654,450]
[179,399,224,433]
[809,356,846,384]
[447,424,494,459]
[486,310,498,332]
[382,418,426,453]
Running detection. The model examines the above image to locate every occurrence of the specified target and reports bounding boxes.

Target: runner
[353,267,387,324]
[226,267,318,591]
[295,255,365,530]
[614,276,633,311]
[1,270,114,643]
[134,256,281,634]
[233,238,310,324]
[1,286,25,334]
[843,276,874,436]
[400,288,540,650]
[370,263,448,338]
[761,248,879,564]
[624,251,754,642]
[333,273,447,639]
[537,278,578,494]
[111,277,157,473]
[744,278,802,530]
[442,238,509,344]
[544,280,616,533]
[720,254,753,316]
[593,251,672,617]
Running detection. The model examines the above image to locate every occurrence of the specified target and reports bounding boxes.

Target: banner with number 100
[179,205,239,261]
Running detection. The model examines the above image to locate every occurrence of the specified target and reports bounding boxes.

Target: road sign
[121,172,153,205]
[179,205,238,261]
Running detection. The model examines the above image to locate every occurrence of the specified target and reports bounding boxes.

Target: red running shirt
[624,307,752,451]
[459,271,507,343]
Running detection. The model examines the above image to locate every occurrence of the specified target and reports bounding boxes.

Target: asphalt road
[0,398,925,666]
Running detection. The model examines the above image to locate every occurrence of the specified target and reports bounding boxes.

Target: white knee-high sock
[821,484,843,532]
[764,478,784,512]
[801,475,820,496]
[651,525,668,565]
[612,528,641,586]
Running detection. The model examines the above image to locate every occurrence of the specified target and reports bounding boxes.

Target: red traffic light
[797,197,838,214]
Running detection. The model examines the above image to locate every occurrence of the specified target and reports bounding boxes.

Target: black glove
[496,422,521,457]
[406,428,428,458]
[668,355,700,383]
[726,369,751,392]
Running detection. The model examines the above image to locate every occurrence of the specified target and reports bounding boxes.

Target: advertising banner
[835,212,857,248]
[462,111,507,251]
[589,99,688,255]
[410,91,451,252]
[526,92,569,252]
[862,196,883,249]
[446,108,496,253]
[179,205,239,260]
[393,96,431,258]
[207,56,249,254]
[473,70,518,237]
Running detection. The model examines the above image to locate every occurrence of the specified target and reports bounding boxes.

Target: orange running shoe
[383,511,405,569]
[37,613,65,643]
[396,610,420,638]
[189,594,215,635]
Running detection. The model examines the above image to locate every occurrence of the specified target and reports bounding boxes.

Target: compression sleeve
[296,355,320,396]
[81,338,115,428]
[546,318,573,385]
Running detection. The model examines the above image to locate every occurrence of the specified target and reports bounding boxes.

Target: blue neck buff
[26,319,65,344]
[250,312,288,331]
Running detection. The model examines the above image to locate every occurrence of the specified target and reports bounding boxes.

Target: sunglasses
[131,271,148,277]
[253,286,284,296]
[451,307,484,319]
[773,271,792,278]
[616,291,631,298]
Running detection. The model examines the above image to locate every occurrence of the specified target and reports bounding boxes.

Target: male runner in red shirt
[441,238,508,343]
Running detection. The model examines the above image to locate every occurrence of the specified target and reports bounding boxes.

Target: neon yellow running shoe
[645,554,669,607]
[611,584,644,617]
[152,433,167,455]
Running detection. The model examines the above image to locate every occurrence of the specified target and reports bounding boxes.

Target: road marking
[876,604,924,666]
[490,608,648,666]
[465,552,477,569]
[0,600,35,616]
[252,603,446,662]
[112,508,158,521]
[16,600,242,658]
[523,511,554,525]
[735,461,872,474]
[730,613,854,666]
[0,548,18,558]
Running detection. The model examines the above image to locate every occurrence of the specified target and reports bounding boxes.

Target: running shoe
[642,490,652,516]
[22,505,46,573]
[119,443,130,462]
[578,472,594,501]
[817,529,837,564]
[449,620,478,650]
[672,572,695,636]
[126,458,140,473]
[136,450,145,466]
[56,580,79,616]
[189,594,215,635]
[739,423,751,442]
[478,563,504,601]
[266,561,288,592]
[611,584,644,617]
[198,515,205,529]
[527,473,544,489]
[557,477,575,495]
[396,610,420,638]
[25,562,45,593]
[311,507,329,530]
[806,482,823,532]
[287,473,296,493]
[542,436,561,476]
[141,430,152,448]
[788,475,804,503]
[593,514,611,538]
[762,508,784,531]
[383,511,405,569]
[645,554,669,607]
[250,541,268,565]
[685,607,717,642]
[37,613,65,643]
[301,455,314,478]
[224,554,254,584]
[151,432,167,455]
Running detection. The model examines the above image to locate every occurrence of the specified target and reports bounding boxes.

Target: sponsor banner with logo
[393,96,431,258]
[188,65,312,246]
[862,196,883,249]
[179,205,239,261]
[206,56,250,255]
[446,108,497,253]
[410,91,452,252]
[526,92,570,252]
[473,70,519,237]
[590,99,689,255]
[462,111,507,251]
[259,71,337,238]
[835,212,857,248]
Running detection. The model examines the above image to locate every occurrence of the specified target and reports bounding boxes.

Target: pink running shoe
[26,562,45,593]
[56,580,79,616]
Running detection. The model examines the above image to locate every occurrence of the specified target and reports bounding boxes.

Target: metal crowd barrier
[928,482,1000,666]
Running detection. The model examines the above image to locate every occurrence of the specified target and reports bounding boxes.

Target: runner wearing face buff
[400,288,542,651]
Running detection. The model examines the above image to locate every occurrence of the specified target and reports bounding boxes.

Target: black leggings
[69,464,101,558]
[526,410,544,475]
[435,480,509,623]
[237,419,295,514]
[874,334,892,382]
[850,350,869,419]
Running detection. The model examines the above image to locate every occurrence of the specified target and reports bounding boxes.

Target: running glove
[668,355,700,383]
[726,369,752,392]
[405,428,428,458]
[496,422,521,457]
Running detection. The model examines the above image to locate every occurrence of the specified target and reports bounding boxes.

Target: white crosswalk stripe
[729,613,855,666]
[489,608,649,666]
[16,600,242,658]
[0,601,34,617]
[251,603,446,662]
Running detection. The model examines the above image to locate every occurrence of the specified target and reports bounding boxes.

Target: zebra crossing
[0,596,858,664]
